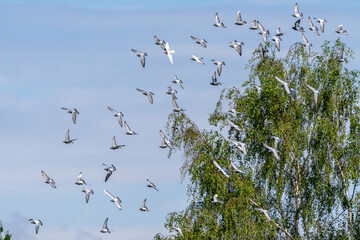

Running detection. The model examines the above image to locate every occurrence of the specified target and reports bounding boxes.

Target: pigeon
[272,36,282,52]
[190,55,205,65]
[63,129,77,144]
[146,179,159,191]
[29,219,43,234]
[107,106,124,127]
[254,208,272,221]
[226,119,241,132]
[61,107,79,124]
[100,217,111,233]
[190,35,207,48]
[271,136,282,150]
[249,20,258,30]
[230,136,247,156]
[41,170,56,188]
[335,24,348,35]
[313,17,327,33]
[213,160,230,178]
[258,43,266,61]
[82,188,94,203]
[211,59,225,76]
[154,35,166,50]
[213,12,226,28]
[229,99,239,114]
[292,3,303,19]
[164,42,175,64]
[235,10,247,25]
[159,130,175,149]
[302,33,312,57]
[104,190,122,210]
[292,19,305,32]
[172,98,186,112]
[306,84,320,105]
[308,17,320,36]
[75,172,87,185]
[263,143,280,160]
[110,136,125,150]
[102,164,116,182]
[212,194,223,203]
[166,86,177,99]
[173,125,184,137]
[275,27,285,36]
[124,121,137,135]
[211,71,222,86]
[229,40,244,56]
[230,160,245,174]
[337,48,348,63]
[175,228,184,237]
[253,84,263,99]
[139,199,149,211]
[136,88,154,104]
[172,75,184,89]
[257,21,270,43]
[131,49,147,68]
[275,76,293,97]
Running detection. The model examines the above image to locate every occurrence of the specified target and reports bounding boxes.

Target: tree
[156,39,360,239]
[0,221,12,240]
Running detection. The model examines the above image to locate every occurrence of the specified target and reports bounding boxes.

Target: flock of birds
[26,3,349,237]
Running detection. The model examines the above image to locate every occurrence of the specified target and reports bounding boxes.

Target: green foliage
[156,39,360,240]
[0,221,12,240]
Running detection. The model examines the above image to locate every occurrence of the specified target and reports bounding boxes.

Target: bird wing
[226,119,241,131]
[236,10,242,23]
[124,121,131,132]
[104,189,115,200]
[213,160,230,178]
[217,63,222,76]
[136,88,144,93]
[142,199,147,208]
[112,136,116,146]
[103,218,108,229]
[131,49,141,54]
[191,35,199,41]
[215,12,220,24]
[85,191,90,203]
[159,130,166,140]
[65,129,70,141]
[172,98,179,109]
[308,17,314,28]
[294,3,299,15]
[41,170,50,181]
[257,21,265,33]
[147,93,153,104]
[105,172,112,182]
[35,222,40,234]
[61,107,69,111]
[72,111,77,124]
[107,106,118,114]
[140,54,146,68]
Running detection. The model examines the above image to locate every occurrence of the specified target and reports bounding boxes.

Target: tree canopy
[0,222,12,240]
[156,39,360,239]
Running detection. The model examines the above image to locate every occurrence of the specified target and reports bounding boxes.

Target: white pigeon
[61,107,79,124]
[104,189,122,210]
[164,42,175,64]
[172,75,184,89]
[257,21,270,43]
[102,164,116,182]
[249,20,258,30]
[271,136,282,150]
[41,170,56,188]
[229,40,244,56]
[166,86,177,99]
[159,130,175,149]
[75,172,87,185]
[124,121,137,135]
[302,33,312,57]
[110,136,125,150]
[211,59,225,76]
[292,3,303,19]
[211,71,222,86]
[308,17,320,36]
[337,48,348,63]
[173,125,184,137]
[213,12,226,28]
[131,49,147,68]
[335,24,348,35]
[292,19,304,32]
[136,88,155,104]
[107,106,124,127]
[272,36,282,52]
[190,55,205,65]
[230,160,245,174]
[263,143,280,160]
[172,98,185,112]
[275,76,293,98]
[229,99,239,114]
[255,208,272,221]
[63,129,77,144]
[139,199,149,211]
[29,219,43,234]
[100,217,111,233]
[230,136,247,156]
[146,179,159,191]
[212,194,223,203]
[306,84,320,105]
[275,27,285,36]
[190,35,207,48]
[175,227,184,237]
[235,10,247,25]
[213,160,230,178]
[226,119,241,132]
[258,43,266,61]
[253,84,263,100]
[82,187,94,203]
[313,17,327,33]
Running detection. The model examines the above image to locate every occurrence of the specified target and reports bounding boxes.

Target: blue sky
[0,1,358,239]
